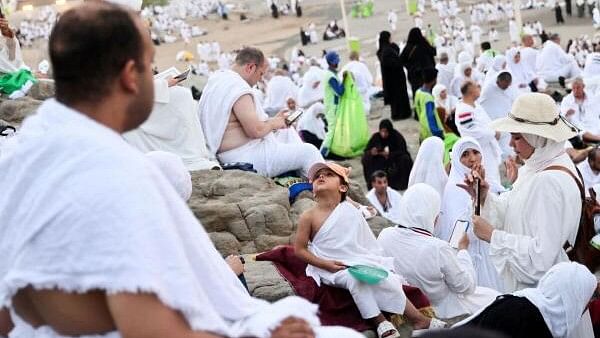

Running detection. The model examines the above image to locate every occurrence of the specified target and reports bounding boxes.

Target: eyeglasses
[509,113,579,132]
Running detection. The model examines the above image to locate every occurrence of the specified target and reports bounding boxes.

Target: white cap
[105,0,143,11]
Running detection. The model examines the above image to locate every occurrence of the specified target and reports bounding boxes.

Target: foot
[412,317,446,330]
[377,320,400,338]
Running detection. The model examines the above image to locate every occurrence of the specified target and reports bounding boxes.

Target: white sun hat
[105,0,142,11]
[489,92,578,142]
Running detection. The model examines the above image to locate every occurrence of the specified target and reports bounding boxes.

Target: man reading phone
[198,46,324,177]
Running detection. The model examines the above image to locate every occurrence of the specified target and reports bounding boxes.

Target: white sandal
[377,320,400,338]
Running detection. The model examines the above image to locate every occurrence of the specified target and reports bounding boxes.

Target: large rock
[0,97,41,126]
[190,169,392,257]
[28,79,55,101]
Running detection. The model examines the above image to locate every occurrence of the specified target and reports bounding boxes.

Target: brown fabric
[543,165,600,271]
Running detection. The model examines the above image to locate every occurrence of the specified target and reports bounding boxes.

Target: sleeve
[488,175,570,285]
[481,190,510,231]
[426,101,444,138]
[439,247,477,295]
[456,109,496,141]
[328,76,345,96]
[560,95,573,116]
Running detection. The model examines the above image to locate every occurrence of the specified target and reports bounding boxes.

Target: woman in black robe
[400,28,436,102]
[377,31,412,120]
[361,119,413,190]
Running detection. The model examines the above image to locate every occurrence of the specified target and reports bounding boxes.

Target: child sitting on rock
[294,162,446,338]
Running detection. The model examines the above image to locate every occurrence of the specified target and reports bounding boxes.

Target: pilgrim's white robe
[481,156,582,293]
[263,75,298,116]
[578,160,600,196]
[0,35,24,74]
[306,201,407,319]
[537,40,581,82]
[366,187,403,224]
[378,227,499,319]
[198,70,323,177]
[124,80,220,171]
[0,99,362,338]
[478,83,517,158]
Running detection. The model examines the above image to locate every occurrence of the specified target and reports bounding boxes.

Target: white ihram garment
[198,70,323,177]
[377,184,499,318]
[366,187,403,224]
[124,80,220,171]
[0,99,362,338]
[438,137,504,291]
[407,136,448,197]
[306,201,407,319]
[481,135,582,292]
[537,40,581,82]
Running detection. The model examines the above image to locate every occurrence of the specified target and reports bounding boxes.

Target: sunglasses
[509,113,579,133]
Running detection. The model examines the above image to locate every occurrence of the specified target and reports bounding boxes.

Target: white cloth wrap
[198,69,254,156]
[408,137,448,197]
[366,187,403,225]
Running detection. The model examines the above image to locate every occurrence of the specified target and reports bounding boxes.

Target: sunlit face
[245,61,268,86]
[509,133,535,159]
[459,148,482,169]
[311,168,348,195]
[464,67,472,78]
[372,176,388,194]
[513,51,521,64]
[572,82,585,99]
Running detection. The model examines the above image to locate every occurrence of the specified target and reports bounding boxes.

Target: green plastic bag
[330,74,369,158]
[0,69,36,95]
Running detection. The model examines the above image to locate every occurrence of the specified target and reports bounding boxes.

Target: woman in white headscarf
[377,183,499,319]
[483,55,507,89]
[464,93,584,296]
[458,262,597,338]
[407,137,448,197]
[433,84,458,116]
[437,137,504,292]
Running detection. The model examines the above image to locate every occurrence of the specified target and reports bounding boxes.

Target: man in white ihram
[198,47,323,177]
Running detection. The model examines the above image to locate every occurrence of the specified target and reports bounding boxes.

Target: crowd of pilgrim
[1,0,600,338]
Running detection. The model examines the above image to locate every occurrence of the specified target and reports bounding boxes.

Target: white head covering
[432,84,446,100]
[408,137,448,197]
[512,133,566,190]
[514,262,597,337]
[146,151,193,201]
[448,137,482,184]
[397,183,441,233]
[491,55,507,72]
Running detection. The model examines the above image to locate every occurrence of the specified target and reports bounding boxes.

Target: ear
[120,60,140,94]
[340,184,349,193]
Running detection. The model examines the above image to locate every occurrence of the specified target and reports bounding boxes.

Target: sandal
[377,320,400,338]
[0,125,16,137]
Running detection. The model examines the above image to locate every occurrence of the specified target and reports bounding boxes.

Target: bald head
[50,2,146,104]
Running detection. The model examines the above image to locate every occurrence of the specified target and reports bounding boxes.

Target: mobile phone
[449,220,469,249]
[286,109,304,125]
[173,68,190,82]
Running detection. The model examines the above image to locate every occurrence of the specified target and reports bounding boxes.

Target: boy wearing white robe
[198,47,323,177]
[377,184,499,319]
[366,171,403,224]
[295,162,445,338]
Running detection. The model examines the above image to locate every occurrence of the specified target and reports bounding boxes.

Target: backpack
[545,165,600,272]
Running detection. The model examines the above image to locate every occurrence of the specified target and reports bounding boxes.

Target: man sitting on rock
[365,170,402,224]
[294,162,446,338]
[198,46,324,177]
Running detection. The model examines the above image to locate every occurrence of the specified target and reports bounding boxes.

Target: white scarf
[514,262,597,338]
[397,183,441,233]
[408,137,448,197]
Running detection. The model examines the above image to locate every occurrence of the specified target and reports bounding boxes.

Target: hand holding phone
[285,109,304,125]
[449,220,469,249]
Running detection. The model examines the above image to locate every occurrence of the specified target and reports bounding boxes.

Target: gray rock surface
[28,79,55,101]
[190,169,393,256]
[0,97,41,126]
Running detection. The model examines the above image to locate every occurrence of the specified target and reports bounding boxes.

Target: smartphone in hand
[285,109,304,125]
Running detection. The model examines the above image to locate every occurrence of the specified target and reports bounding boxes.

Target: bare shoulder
[298,206,317,228]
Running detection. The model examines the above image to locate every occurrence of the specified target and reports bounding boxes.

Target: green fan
[347,265,389,284]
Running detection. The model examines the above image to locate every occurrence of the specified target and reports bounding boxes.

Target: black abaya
[400,28,436,101]
[377,32,412,120]
[362,120,413,190]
